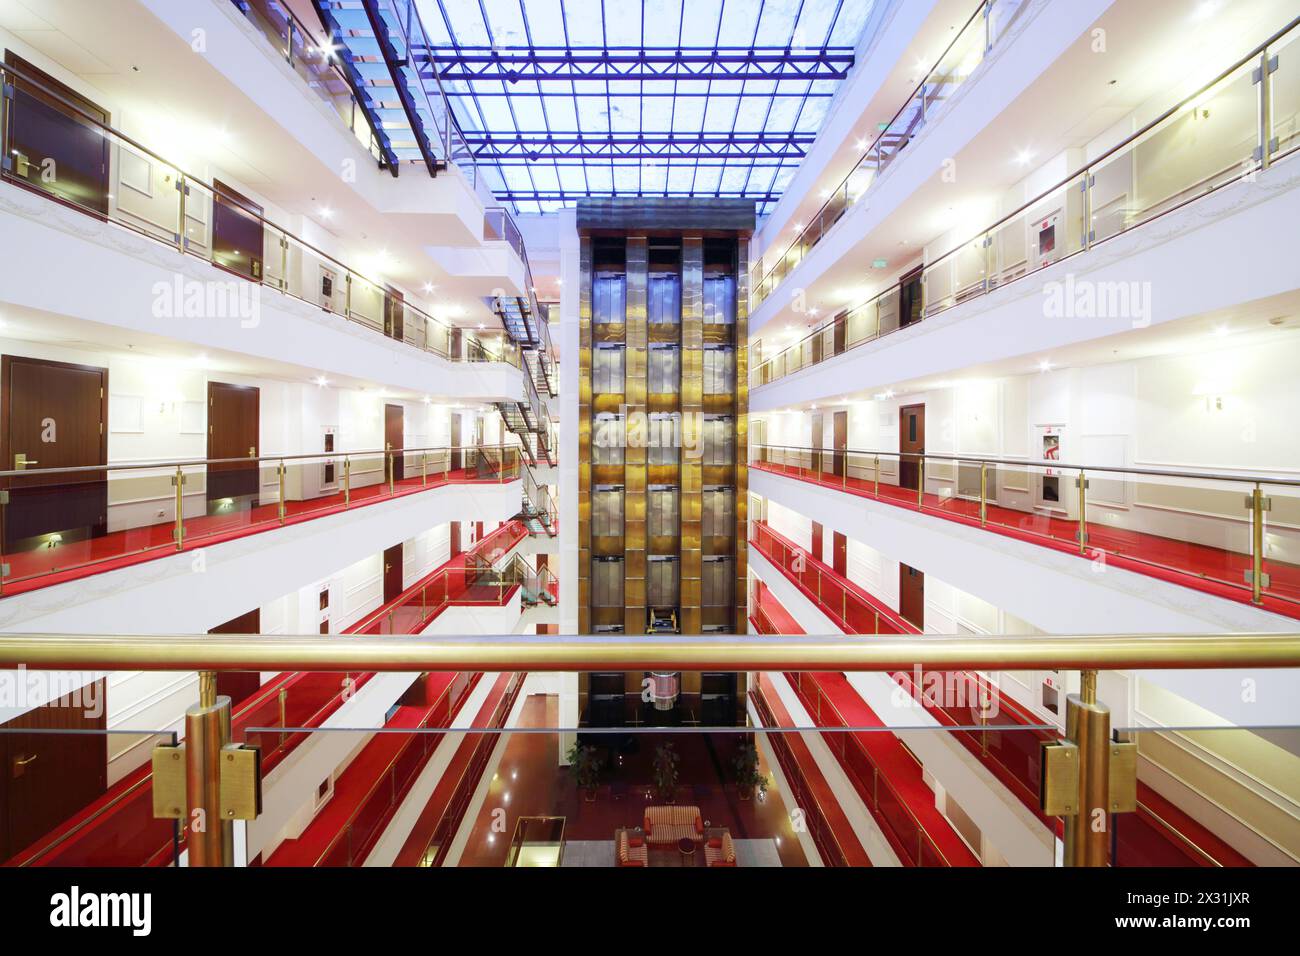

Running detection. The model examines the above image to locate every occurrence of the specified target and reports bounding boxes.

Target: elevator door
[899,403,925,492]
[1,355,108,550]
[207,382,260,507]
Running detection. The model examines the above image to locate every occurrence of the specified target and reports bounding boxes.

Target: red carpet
[391,672,525,867]
[752,460,1300,620]
[3,522,527,868]
[751,673,873,866]
[750,519,1248,867]
[1,466,510,597]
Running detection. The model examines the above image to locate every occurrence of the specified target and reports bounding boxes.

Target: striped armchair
[705,831,737,867]
[616,829,648,867]
[643,805,704,845]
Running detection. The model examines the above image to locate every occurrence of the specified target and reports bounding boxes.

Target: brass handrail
[751,442,1300,488]
[0,634,1295,672]
[0,443,519,479]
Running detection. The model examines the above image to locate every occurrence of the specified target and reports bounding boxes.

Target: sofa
[705,830,737,867]
[616,829,648,867]
[643,805,704,845]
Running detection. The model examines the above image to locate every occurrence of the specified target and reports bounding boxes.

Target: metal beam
[414,45,856,83]
[0,634,1296,673]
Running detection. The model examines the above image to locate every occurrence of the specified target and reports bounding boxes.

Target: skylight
[413,0,878,214]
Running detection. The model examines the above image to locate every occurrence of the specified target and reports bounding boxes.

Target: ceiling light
[855,139,868,151]
[314,375,329,387]
[1039,360,1054,372]
[422,282,435,294]
[317,206,333,219]
[1015,148,1035,166]
[1213,324,1230,336]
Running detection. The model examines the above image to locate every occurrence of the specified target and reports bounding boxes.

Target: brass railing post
[386,445,395,494]
[1250,483,1269,604]
[1063,669,1110,867]
[979,461,988,527]
[185,670,233,867]
[176,175,188,252]
[873,455,879,497]
[1077,470,1088,555]
[917,456,925,509]
[173,466,186,550]
[277,459,287,523]
[278,686,288,747]
[421,452,428,487]
[343,457,351,507]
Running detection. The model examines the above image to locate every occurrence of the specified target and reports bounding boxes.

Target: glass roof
[412,0,878,215]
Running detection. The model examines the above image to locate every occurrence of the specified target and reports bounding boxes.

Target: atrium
[0,0,1296,921]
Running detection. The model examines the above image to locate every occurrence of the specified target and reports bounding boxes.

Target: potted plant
[651,741,680,803]
[733,742,768,801]
[566,741,603,802]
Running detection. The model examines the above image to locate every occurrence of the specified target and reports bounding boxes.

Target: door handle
[14,454,38,469]
[13,753,36,777]
[249,446,257,458]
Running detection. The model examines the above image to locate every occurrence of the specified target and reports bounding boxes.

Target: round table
[677,837,696,862]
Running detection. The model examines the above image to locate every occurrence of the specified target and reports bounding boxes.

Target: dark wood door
[450,411,462,472]
[450,327,463,360]
[383,543,404,603]
[384,403,404,482]
[3,51,109,217]
[208,609,261,707]
[211,180,263,281]
[810,521,823,565]
[833,531,847,578]
[899,563,924,629]
[384,286,404,341]
[0,355,107,550]
[449,522,462,558]
[207,382,260,506]
[899,266,923,328]
[0,683,107,862]
[810,412,824,475]
[899,403,925,492]
[833,312,846,355]
[833,410,848,478]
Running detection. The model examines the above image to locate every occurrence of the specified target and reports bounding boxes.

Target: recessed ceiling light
[317,206,333,219]
[1015,148,1035,166]
[314,375,329,387]
[1039,360,1054,372]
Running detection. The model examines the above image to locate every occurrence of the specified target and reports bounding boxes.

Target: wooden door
[208,609,261,707]
[899,266,923,328]
[450,327,463,360]
[899,563,924,629]
[833,312,846,355]
[810,521,823,566]
[0,355,107,550]
[3,51,110,217]
[833,531,847,578]
[450,411,462,472]
[383,543,404,603]
[449,522,462,558]
[207,382,260,506]
[810,412,824,475]
[384,403,404,483]
[833,410,848,478]
[211,180,263,281]
[0,683,107,862]
[384,286,404,341]
[898,403,925,492]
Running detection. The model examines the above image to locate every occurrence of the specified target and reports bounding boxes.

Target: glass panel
[1262,480,1300,609]
[1272,25,1300,161]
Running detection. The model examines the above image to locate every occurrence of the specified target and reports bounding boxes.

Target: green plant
[566,741,603,796]
[733,742,768,799]
[651,741,680,802]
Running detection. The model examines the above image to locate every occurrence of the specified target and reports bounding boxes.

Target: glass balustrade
[0,445,522,595]
[751,444,1300,614]
[1,642,1292,870]
[0,58,523,373]
[750,17,1300,387]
